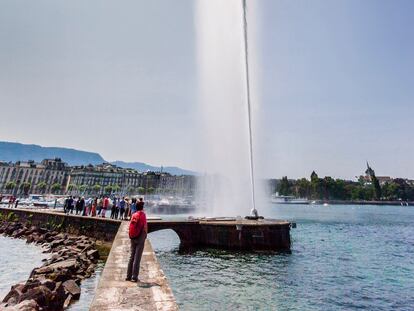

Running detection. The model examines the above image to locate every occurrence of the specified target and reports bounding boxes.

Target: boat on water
[19,194,64,208]
[270,194,309,205]
[147,196,196,215]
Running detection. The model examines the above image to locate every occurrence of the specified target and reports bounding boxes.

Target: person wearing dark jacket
[75,198,82,215]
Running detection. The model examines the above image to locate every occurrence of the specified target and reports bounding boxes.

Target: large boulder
[86,249,99,259]
[17,286,53,309]
[2,283,26,305]
[46,258,78,272]
[62,280,81,300]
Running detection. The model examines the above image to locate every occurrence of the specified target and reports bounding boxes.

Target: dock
[90,222,178,311]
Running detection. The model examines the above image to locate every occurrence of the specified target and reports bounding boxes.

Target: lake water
[0,236,48,299]
[0,235,103,310]
[1,204,413,310]
[149,204,414,310]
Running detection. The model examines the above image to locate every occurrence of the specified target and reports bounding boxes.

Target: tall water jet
[242,0,258,217]
[195,0,260,216]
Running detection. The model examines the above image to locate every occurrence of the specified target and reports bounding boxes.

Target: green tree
[310,171,323,199]
[20,182,32,195]
[296,178,311,198]
[363,186,375,200]
[36,181,47,194]
[277,176,292,196]
[79,184,88,193]
[112,184,121,193]
[332,179,348,200]
[371,175,382,200]
[382,182,398,200]
[127,186,135,195]
[92,184,101,193]
[104,185,113,194]
[147,187,155,194]
[5,181,17,191]
[137,187,145,194]
[393,178,414,201]
[67,184,78,192]
[51,183,61,194]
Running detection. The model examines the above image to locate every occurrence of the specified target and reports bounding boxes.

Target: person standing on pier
[129,198,137,219]
[110,197,118,219]
[136,197,144,212]
[126,199,147,282]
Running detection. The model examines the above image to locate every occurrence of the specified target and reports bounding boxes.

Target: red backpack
[129,211,142,239]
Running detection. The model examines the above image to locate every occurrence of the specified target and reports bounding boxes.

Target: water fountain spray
[242,0,258,218]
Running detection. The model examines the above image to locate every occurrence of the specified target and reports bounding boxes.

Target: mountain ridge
[0,141,195,175]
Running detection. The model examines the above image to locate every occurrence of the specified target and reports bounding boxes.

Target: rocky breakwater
[0,221,100,310]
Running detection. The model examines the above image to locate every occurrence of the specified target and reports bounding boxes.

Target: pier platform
[90,222,178,311]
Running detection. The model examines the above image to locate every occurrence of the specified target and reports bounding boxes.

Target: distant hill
[0,141,196,175]
[111,160,197,176]
[0,141,104,165]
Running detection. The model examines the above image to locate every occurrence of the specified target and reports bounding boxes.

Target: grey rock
[62,280,81,300]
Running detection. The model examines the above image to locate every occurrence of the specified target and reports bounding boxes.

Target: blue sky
[0,0,413,179]
[258,0,414,179]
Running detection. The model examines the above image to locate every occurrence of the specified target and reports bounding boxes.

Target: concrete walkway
[90,222,178,311]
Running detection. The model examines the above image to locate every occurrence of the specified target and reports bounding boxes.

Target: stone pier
[90,222,178,311]
[0,208,292,309]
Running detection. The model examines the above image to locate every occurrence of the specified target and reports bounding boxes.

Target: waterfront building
[0,158,69,195]
[68,163,162,195]
[0,159,196,196]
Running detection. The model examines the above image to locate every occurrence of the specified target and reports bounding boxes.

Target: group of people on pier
[63,195,144,220]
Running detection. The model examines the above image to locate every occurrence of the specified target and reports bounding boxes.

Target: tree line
[4,181,157,196]
[277,171,414,201]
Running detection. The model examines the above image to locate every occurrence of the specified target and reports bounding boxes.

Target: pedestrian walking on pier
[91,197,97,217]
[66,196,74,214]
[75,197,82,215]
[63,197,68,214]
[97,197,103,216]
[119,197,126,220]
[101,196,109,218]
[8,196,15,208]
[80,197,86,216]
[126,199,147,282]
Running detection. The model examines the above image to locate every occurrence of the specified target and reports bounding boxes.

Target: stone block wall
[0,207,121,242]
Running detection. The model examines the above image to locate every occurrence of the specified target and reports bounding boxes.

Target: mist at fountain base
[195,0,262,217]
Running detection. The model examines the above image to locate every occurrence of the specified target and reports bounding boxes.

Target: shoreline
[313,200,412,206]
[273,200,413,206]
[0,220,100,310]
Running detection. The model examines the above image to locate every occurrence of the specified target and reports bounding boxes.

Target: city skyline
[1,0,413,180]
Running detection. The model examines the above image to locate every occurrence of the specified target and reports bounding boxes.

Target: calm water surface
[0,236,48,298]
[149,204,414,311]
[1,205,413,310]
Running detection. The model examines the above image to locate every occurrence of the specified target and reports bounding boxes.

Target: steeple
[365,161,375,177]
